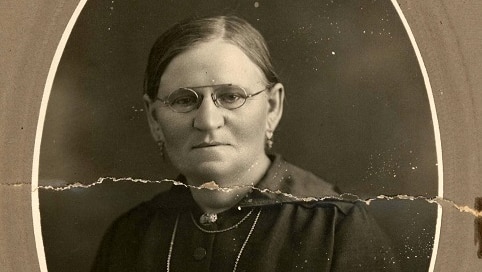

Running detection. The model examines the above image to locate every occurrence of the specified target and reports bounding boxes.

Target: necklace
[166,208,262,272]
[166,214,179,272]
[190,208,254,233]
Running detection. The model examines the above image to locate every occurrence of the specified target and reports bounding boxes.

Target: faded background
[38,0,438,271]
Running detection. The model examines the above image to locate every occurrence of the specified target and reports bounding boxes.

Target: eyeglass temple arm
[246,84,274,98]
[155,97,170,105]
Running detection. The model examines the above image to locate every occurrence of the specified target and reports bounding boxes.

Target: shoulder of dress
[284,198,367,216]
[264,157,340,197]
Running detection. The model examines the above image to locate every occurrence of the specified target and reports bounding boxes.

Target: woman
[92,15,400,271]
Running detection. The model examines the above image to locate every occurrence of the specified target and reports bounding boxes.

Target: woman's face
[145,39,283,187]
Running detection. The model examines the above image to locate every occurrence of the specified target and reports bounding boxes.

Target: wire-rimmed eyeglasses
[156,84,271,113]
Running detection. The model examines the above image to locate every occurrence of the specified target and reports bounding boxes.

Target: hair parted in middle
[143,15,280,100]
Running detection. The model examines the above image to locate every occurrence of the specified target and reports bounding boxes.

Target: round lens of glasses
[213,85,247,109]
[167,88,200,113]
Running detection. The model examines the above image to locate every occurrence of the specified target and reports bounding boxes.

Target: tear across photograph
[33,0,442,271]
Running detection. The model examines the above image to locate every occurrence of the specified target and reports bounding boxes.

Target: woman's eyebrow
[184,83,233,89]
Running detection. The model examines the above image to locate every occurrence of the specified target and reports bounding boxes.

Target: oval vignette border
[31,1,90,271]
[389,1,443,270]
[30,0,444,271]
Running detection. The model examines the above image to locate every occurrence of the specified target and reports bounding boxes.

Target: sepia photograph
[35,0,441,271]
[2,0,481,271]
[4,0,482,272]
[33,0,443,271]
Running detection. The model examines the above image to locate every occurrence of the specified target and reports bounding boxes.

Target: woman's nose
[193,95,224,130]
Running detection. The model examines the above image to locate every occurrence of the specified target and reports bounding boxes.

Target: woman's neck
[187,154,271,214]
[190,186,253,214]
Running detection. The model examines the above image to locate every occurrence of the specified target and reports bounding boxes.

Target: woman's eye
[218,93,242,104]
[172,96,197,106]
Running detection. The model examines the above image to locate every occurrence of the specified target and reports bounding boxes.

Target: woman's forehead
[158,40,266,92]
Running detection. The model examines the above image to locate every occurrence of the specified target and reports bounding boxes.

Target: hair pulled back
[144,15,279,99]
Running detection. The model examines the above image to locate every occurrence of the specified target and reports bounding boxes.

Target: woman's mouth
[193,141,227,149]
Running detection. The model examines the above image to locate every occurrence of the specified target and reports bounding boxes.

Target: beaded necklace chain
[166,208,262,272]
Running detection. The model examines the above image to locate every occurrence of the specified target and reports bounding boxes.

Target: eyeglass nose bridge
[200,88,235,107]
[189,91,223,110]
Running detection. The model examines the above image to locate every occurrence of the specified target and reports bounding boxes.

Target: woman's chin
[182,161,239,185]
[189,145,233,160]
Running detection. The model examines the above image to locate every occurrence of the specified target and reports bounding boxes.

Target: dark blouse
[92,155,400,271]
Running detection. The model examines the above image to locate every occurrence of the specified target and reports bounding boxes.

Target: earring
[266,130,274,150]
[157,140,165,158]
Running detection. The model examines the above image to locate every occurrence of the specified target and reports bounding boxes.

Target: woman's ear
[143,94,165,142]
[266,83,285,131]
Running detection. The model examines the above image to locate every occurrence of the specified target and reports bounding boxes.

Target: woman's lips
[192,141,227,149]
